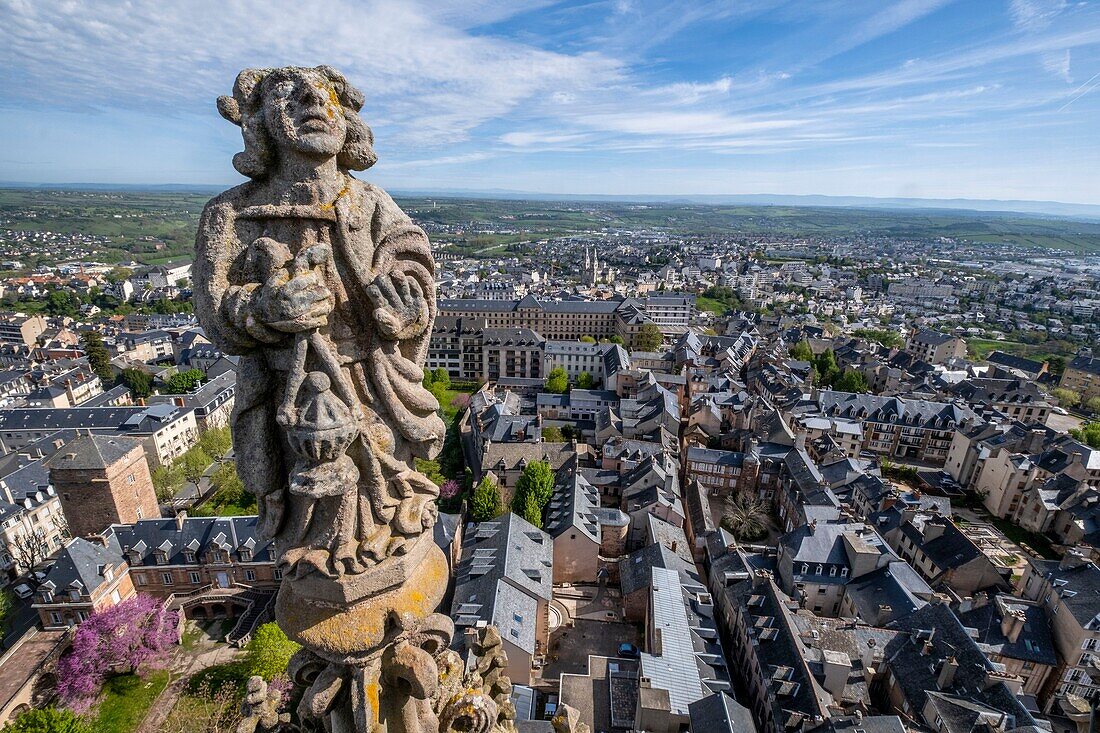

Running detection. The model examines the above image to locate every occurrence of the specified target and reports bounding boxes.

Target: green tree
[833,370,869,393]
[540,426,564,442]
[520,490,543,528]
[1052,388,1082,409]
[1047,355,1067,375]
[579,335,596,344]
[607,335,624,345]
[635,322,663,351]
[180,447,212,484]
[512,460,555,516]
[245,623,299,681]
[45,290,79,317]
[544,367,569,394]
[438,414,465,480]
[209,462,244,506]
[814,349,841,387]
[789,340,813,361]
[470,477,502,522]
[720,493,769,542]
[1071,422,1100,449]
[198,426,232,459]
[119,368,152,398]
[1087,397,1100,415]
[81,331,113,384]
[151,464,184,501]
[575,371,594,389]
[0,708,90,733]
[0,590,12,650]
[166,368,205,394]
[431,368,451,390]
[852,328,903,349]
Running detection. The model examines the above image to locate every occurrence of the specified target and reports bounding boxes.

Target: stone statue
[197,65,586,733]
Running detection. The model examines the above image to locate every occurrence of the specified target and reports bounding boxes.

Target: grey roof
[0,404,187,434]
[843,561,931,622]
[686,446,746,468]
[818,390,976,429]
[545,458,601,543]
[45,434,142,471]
[107,515,274,567]
[956,596,1057,667]
[1024,558,1100,626]
[38,535,124,595]
[688,692,757,733]
[1068,354,1100,376]
[620,540,698,596]
[452,513,553,651]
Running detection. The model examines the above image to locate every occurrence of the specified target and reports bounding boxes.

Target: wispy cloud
[1009,0,1068,30]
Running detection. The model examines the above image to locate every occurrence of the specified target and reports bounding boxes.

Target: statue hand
[259,270,334,333]
[366,271,425,340]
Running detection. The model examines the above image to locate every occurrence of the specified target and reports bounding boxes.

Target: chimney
[1026,428,1046,454]
[876,604,893,625]
[795,432,807,451]
[1000,608,1027,644]
[862,639,881,680]
[1061,548,1088,571]
[175,510,187,532]
[937,656,958,689]
[808,519,818,534]
[821,650,851,699]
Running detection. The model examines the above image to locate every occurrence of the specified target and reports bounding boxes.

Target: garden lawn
[988,516,1059,560]
[93,670,171,733]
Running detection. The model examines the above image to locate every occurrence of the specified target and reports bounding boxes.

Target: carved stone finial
[195,66,522,733]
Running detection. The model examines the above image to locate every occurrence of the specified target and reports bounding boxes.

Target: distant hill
[4,181,1099,220]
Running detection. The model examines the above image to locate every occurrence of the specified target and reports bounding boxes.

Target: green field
[93,670,171,733]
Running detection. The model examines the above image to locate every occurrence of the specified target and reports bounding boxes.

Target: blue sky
[2,0,1100,203]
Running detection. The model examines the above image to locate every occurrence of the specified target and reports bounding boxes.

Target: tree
[1052,388,1081,409]
[832,370,869,393]
[607,335,624,345]
[439,479,462,501]
[575,371,594,389]
[180,447,213,484]
[540,426,564,442]
[45,290,79,318]
[814,349,841,387]
[470,477,502,522]
[438,415,465,480]
[1047,355,1067,376]
[245,623,299,681]
[1088,397,1100,415]
[520,490,543,528]
[152,464,185,502]
[10,530,51,577]
[579,335,596,344]
[166,368,205,394]
[852,328,903,349]
[1071,422,1100,449]
[81,331,113,384]
[431,368,451,390]
[635,322,663,351]
[209,462,245,506]
[788,340,814,362]
[1,708,91,733]
[198,426,233,459]
[0,590,13,650]
[119,368,152,398]
[511,461,555,519]
[544,367,569,394]
[57,594,178,712]
[720,493,769,542]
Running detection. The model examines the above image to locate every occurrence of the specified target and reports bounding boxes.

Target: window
[840,568,848,577]
[50,612,63,625]
[155,551,167,565]
[162,572,173,585]
[189,571,201,584]
[245,570,256,582]
[183,551,195,564]
[110,589,121,604]
[829,567,837,577]
[240,550,252,562]
[127,473,135,485]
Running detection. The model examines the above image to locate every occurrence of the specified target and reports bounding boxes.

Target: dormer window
[183,551,195,564]
[240,549,252,562]
[816,564,823,575]
[69,589,80,601]
[103,567,113,582]
[40,590,53,603]
[155,551,168,565]
[841,567,848,577]
[801,563,809,574]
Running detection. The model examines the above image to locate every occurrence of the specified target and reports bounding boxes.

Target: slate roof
[818,390,976,428]
[38,535,124,595]
[1024,558,1100,627]
[956,596,1057,667]
[620,540,698,596]
[842,561,931,622]
[546,458,601,544]
[688,692,757,733]
[1068,354,1100,376]
[44,434,142,471]
[107,515,274,567]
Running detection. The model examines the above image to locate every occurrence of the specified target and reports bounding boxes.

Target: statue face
[262,69,347,158]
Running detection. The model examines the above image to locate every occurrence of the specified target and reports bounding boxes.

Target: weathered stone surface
[198,65,590,733]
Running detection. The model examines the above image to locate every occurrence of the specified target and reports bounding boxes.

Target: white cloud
[1042,49,1073,81]
[1009,0,1068,30]
[0,0,621,147]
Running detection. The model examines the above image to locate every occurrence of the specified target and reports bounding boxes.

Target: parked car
[11,583,33,599]
[617,642,639,659]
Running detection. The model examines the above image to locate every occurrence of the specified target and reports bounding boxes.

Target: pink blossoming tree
[57,594,179,712]
[438,479,461,500]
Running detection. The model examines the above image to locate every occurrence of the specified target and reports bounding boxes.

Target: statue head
[217,66,377,179]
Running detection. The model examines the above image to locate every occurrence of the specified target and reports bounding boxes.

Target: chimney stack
[821,650,851,699]
[937,656,958,690]
[175,510,187,532]
[1000,607,1027,644]
[1061,548,1088,571]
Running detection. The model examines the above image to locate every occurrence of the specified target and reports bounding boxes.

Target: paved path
[0,630,67,713]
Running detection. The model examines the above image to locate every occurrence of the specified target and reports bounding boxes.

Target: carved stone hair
[216,65,377,179]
